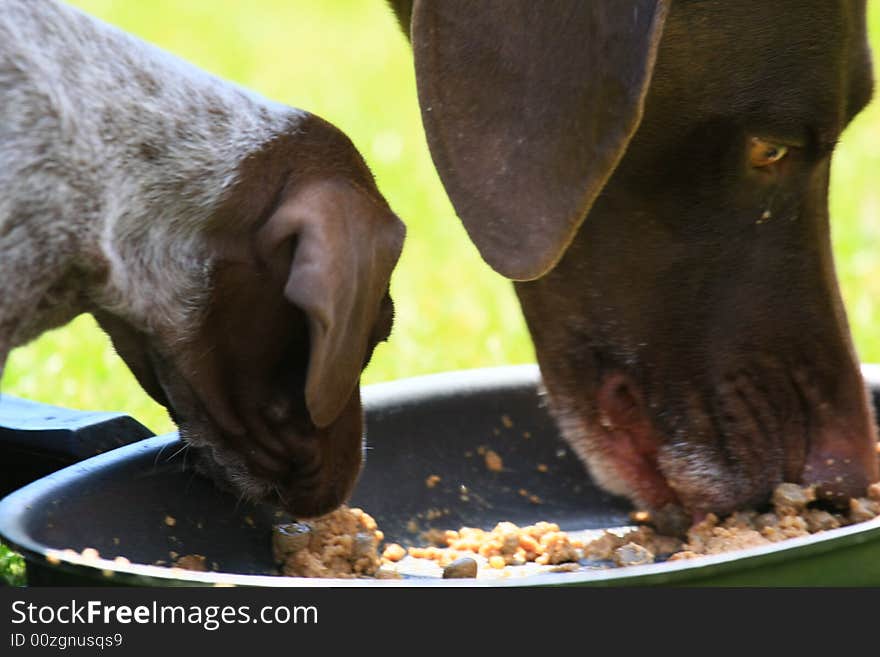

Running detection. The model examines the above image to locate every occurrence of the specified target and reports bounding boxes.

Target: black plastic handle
[0,395,154,497]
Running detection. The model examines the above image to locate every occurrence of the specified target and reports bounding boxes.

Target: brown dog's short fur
[391,0,878,517]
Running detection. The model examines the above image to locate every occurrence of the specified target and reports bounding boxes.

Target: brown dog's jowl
[391,0,879,518]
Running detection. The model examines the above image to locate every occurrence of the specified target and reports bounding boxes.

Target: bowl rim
[2,363,879,587]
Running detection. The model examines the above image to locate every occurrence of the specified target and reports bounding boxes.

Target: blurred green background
[3,0,879,437]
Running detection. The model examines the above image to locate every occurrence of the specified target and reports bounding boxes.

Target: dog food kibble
[266,482,879,579]
[614,542,654,567]
[488,555,506,569]
[174,554,208,571]
[612,482,880,564]
[630,510,652,524]
[849,497,879,523]
[583,526,682,561]
[80,547,100,560]
[272,506,383,578]
[771,482,815,515]
[484,450,504,472]
[443,556,478,579]
[272,522,312,560]
[406,520,583,570]
[803,508,841,532]
[381,542,407,562]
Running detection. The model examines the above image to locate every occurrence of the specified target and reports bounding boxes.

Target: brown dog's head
[95,114,405,518]
[397,0,878,517]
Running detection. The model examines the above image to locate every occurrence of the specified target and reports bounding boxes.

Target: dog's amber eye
[749,137,788,167]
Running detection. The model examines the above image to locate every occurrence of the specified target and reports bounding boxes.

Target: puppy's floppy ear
[258,178,405,428]
[410,0,669,280]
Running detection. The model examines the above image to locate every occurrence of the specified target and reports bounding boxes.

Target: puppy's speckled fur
[0,0,405,518]
[0,0,299,358]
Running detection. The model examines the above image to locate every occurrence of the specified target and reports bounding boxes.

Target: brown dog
[1,0,405,518]
[389,0,879,518]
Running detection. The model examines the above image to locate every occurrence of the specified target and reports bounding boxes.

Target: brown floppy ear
[387,0,414,35]
[258,179,405,428]
[410,0,669,280]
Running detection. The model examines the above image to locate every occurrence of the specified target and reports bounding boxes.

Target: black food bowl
[2,365,880,586]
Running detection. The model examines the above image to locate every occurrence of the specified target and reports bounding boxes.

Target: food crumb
[174,554,208,572]
[550,562,580,573]
[849,497,880,523]
[164,515,176,527]
[614,542,654,567]
[484,450,504,472]
[406,520,582,571]
[772,482,815,516]
[264,481,880,580]
[273,506,382,578]
[630,510,652,524]
[425,474,441,488]
[443,557,478,579]
[586,481,879,567]
[381,543,407,562]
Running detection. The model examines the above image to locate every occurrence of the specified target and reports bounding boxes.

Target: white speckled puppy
[0,0,405,517]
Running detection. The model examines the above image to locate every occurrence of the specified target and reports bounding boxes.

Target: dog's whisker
[153,441,172,468]
[233,488,248,512]
[165,442,191,463]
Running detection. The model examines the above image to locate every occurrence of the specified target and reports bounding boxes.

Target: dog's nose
[278,475,350,520]
[802,423,879,506]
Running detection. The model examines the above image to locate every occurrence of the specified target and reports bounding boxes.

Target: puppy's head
[96,114,405,518]
[401,0,878,517]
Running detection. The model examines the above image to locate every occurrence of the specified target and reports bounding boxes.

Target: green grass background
[3,0,879,440]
